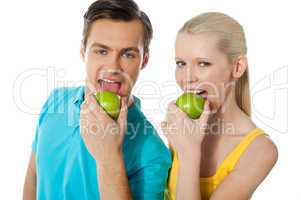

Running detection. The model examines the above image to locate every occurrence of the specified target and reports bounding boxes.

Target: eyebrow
[175,57,210,60]
[122,47,140,54]
[90,42,140,53]
[90,43,112,50]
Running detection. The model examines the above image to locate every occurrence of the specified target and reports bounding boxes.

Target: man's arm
[23,152,36,200]
[80,91,133,200]
[96,150,132,200]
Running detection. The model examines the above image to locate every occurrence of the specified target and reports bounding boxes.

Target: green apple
[176,92,205,119]
[95,91,121,120]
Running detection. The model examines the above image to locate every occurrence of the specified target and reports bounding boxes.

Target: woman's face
[175,32,235,113]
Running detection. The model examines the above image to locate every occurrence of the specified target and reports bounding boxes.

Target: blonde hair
[179,12,251,116]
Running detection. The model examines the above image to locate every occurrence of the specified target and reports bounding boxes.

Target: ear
[80,40,86,62]
[232,55,248,79]
[141,52,149,70]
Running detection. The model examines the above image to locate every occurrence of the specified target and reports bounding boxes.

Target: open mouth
[191,89,208,99]
[98,78,122,94]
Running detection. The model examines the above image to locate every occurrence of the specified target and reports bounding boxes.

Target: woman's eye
[176,61,186,68]
[198,61,211,67]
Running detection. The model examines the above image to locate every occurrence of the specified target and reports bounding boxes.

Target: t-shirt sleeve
[31,88,59,153]
[129,144,172,200]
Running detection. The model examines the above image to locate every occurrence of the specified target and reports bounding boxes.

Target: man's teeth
[99,79,119,84]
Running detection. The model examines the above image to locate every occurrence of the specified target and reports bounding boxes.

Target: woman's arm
[210,136,278,200]
[23,152,36,200]
[161,100,211,200]
[176,150,203,200]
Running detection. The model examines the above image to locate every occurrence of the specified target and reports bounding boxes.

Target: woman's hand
[161,100,211,158]
[161,99,211,200]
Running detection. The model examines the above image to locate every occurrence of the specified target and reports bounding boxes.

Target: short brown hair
[83,0,153,53]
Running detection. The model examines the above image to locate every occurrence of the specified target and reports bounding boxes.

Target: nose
[102,53,123,73]
[101,54,123,77]
[183,65,198,85]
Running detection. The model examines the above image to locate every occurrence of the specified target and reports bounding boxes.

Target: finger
[173,104,187,116]
[198,100,211,123]
[85,91,97,105]
[85,92,110,121]
[80,99,88,109]
[86,93,99,114]
[84,80,98,108]
[168,101,188,116]
[160,121,170,138]
[161,121,176,148]
[165,100,185,124]
[166,101,179,118]
[166,102,189,124]
[117,97,128,134]
[84,81,96,100]
[80,99,89,115]
[167,101,177,112]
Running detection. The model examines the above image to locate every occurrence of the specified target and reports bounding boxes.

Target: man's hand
[80,88,132,200]
[80,89,128,163]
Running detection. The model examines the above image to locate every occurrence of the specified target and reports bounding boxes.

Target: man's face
[81,19,148,99]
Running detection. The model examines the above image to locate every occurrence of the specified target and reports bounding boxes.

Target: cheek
[201,69,232,108]
[175,69,181,82]
[86,53,99,71]
[205,67,231,88]
[121,64,140,84]
[209,83,233,113]
[175,69,184,88]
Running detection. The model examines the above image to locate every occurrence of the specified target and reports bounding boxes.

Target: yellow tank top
[166,128,266,200]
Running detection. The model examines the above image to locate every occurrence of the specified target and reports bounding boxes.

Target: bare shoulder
[236,132,278,172]
[235,111,278,169]
[252,134,278,164]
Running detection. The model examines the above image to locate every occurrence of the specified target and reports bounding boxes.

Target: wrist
[95,148,123,166]
[178,153,202,178]
[177,148,202,164]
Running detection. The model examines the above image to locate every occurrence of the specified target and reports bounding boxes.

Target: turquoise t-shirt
[32,86,171,200]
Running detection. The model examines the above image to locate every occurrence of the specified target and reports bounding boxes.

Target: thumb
[161,121,170,140]
[198,100,211,123]
[117,97,128,134]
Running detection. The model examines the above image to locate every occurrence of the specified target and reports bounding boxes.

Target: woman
[162,12,278,200]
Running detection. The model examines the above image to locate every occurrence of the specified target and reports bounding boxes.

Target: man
[23,0,171,199]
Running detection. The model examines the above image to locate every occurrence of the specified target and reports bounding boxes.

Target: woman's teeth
[186,89,206,95]
[196,90,206,95]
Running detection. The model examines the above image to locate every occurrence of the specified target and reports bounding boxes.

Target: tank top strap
[219,128,267,173]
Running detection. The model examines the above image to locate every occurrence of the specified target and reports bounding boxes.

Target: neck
[127,95,134,107]
[207,87,245,136]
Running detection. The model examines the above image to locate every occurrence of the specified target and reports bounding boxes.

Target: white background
[0,0,298,199]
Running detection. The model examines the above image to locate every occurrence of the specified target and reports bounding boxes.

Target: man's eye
[198,61,211,67]
[122,52,135,59]
[95,49,108,55]
[176,61,186,68]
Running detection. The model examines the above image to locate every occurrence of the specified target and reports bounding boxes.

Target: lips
[98,78,122,94]
[196,91,208,99]
[186,88,208,99]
